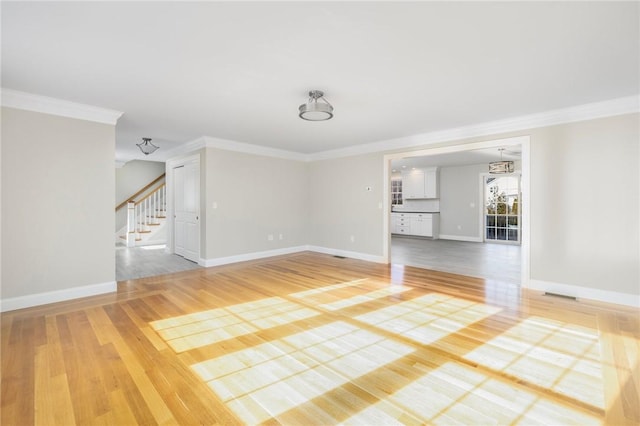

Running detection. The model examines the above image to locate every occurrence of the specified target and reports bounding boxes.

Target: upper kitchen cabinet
[402,167,439,199]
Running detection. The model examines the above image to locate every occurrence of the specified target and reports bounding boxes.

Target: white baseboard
[528,279,640,308]
[200,246,309,267]
[306,245,386,264]
[199,245,386,267]
[0,281,117,313]
[438,234,483,243]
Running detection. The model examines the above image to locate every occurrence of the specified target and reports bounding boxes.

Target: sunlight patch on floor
[191,321,415,424]
[319,286,412,311]
[355,293,502,345]
[150,297,320,352]
[462,316,605,410]
[341,361,600,425]
[289,279,370,300]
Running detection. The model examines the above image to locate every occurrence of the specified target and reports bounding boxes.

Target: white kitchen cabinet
[391,212,411,235]
[391,212,439,238]
[411,213,433,237]
[402,167,439,199]
[424,168,439,199]
[402,169,425,199]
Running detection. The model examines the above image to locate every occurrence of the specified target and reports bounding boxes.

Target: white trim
[163,135,309,163]
[438,235,483,243]
[306,245,386,264]
[1,88,123,125]
[528,279,640,308]
[203,136,308,162]
[0,281,117,313]
[310,95,639,161]
[200,246,309,267]
[199,245,386,268]
[161,137,208,162]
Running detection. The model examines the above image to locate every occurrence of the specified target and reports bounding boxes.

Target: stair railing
[125,184,166,247]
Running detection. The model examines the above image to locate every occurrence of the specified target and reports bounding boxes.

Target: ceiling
[2,2,638,164]
[391,146,521,172]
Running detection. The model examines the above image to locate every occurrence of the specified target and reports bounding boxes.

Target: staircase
[117,184,167,247]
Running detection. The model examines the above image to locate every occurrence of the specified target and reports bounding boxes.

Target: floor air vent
[544,292,577,301]
[333,255,346,259]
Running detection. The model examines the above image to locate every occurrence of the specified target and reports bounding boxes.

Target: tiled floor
[115,243,202,281]
[391,236,521,284]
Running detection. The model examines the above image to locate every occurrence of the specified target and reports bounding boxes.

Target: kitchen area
[390,167,441,238]
[389,147,522,286]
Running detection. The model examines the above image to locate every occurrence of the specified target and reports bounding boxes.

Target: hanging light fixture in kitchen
[489,148,514,174]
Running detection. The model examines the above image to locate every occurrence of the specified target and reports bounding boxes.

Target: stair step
[137,230,152,234]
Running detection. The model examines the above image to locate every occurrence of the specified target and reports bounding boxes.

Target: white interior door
[173,160,200,262]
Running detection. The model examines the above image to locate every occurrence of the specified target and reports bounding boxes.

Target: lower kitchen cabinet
[391,212,439,238]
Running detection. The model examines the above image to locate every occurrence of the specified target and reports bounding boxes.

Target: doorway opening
[383,136,530,287]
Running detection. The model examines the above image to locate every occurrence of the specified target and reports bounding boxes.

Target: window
[391,178,403,206]
[484,175,520,243]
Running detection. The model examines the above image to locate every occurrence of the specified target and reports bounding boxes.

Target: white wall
[203,147,308,261]
[439,163,486,240]
[115,160,165,231]
[308,153,384,260]
[1,107,116,305]
[307,113,639,303]
[528,114,639,297]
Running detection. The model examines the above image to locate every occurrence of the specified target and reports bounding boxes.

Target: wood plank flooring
[2,252,638,425]
[391,236,521,285]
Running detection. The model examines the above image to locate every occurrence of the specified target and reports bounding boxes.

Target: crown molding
[203,136,309,162]
[163,135,309,162]
[1,88,123,125]
[166,95,638,163]
[161,136,209,161]
[308,95,640,161]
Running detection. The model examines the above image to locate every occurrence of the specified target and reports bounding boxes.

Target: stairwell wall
[115,159,165,231]
[1,107,116,307]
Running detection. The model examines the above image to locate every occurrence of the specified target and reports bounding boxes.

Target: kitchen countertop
[391,211,440,214]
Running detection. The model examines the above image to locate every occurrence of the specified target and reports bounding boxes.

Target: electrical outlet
[350,235,355,243]
[279,234,283,240]
[268,234,274,241]
[457,225,462,230]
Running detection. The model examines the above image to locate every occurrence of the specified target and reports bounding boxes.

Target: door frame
[382,135,531,288]
[166,153,202,263]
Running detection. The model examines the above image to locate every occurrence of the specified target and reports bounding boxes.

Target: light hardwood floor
[2,252,638,425]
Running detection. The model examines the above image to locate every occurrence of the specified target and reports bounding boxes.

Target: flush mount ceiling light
[136,137,159,155]
[298,90,333,121]
[489,148,515,174]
